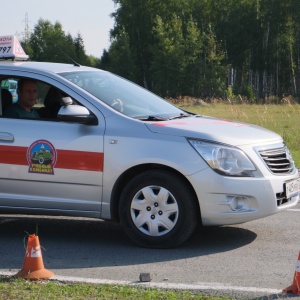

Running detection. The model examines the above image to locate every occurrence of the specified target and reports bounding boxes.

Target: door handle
[0,132,14,142]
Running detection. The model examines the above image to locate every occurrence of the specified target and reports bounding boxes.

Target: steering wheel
[111,98,124,112]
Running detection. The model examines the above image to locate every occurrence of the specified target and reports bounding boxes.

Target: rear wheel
[119,170,199,248]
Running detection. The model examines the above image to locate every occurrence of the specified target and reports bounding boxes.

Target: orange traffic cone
[15,234,54,280]
[283,251,300,294]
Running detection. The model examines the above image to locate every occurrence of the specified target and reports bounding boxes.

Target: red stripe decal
[0,145,27,165]
[0,145,103,172]
[55,150,103,172]
[151,120,247,127]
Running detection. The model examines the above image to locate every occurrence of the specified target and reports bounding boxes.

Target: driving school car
[0,36,299,248]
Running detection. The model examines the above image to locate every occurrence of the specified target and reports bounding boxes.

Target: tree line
[22,0,300,102]
[22,20,100,69]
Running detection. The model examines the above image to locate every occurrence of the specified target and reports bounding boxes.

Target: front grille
[259,146,294,174]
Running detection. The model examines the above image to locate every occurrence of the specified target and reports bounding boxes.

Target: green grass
[0,276,232,300]
[179,103,300,168]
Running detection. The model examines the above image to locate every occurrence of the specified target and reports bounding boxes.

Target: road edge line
[0,270,282,295]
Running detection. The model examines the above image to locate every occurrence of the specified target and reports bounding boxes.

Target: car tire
[119,169,199,248]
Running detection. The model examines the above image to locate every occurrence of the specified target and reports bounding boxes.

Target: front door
[0,81,105,216]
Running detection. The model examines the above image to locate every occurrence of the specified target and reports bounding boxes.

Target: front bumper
[188,168,299,226]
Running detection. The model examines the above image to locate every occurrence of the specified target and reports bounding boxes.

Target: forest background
[20,0,300,103]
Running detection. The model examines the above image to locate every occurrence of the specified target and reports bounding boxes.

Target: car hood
[145,115,281,146]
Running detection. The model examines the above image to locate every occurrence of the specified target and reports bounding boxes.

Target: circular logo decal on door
[27,140,57,174]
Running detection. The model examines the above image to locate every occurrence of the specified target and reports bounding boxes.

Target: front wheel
[119,170,199,248]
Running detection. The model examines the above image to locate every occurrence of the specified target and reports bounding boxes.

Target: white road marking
[0,270,283,295]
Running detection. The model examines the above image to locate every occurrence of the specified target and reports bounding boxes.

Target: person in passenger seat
[3,78,40,118]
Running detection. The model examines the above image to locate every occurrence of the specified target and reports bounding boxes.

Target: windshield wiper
[168,113,191,120]
[138,115,168,121]
[138,113,191,121]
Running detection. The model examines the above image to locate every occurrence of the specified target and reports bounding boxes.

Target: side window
[0,76,87,121]
[1,77,43,119]
[0,77,66,120]
[1,78,17,115]
[38,85,65,119]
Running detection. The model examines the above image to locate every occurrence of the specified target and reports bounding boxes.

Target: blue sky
[0,0,116,57]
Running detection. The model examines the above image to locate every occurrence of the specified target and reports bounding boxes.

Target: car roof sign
[0,35,29,61]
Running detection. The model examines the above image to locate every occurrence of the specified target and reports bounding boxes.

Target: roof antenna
[54,45,81,67]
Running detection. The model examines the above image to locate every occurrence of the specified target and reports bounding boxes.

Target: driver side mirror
[57,97,98,125]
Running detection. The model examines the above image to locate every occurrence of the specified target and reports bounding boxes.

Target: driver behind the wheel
[4,78,40,119]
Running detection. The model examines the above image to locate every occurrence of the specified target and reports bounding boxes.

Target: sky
[0,0,116,57]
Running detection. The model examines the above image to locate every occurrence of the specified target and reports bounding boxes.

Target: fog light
[227,196,249,211]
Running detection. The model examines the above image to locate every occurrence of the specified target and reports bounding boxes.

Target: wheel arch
[110,163,201,223]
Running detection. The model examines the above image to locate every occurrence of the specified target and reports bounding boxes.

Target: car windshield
[58,70,187,119]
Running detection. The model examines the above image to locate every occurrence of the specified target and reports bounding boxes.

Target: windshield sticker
[27,140,57,174]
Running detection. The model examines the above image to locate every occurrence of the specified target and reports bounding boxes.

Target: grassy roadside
[0,276,232,300]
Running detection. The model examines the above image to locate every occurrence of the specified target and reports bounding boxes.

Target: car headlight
[188,139,256,177]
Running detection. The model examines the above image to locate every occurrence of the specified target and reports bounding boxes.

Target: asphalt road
[1,203,300,299]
